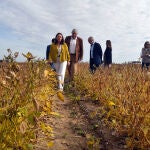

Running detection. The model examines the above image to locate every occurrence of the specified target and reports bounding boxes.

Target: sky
[0,0,150,63]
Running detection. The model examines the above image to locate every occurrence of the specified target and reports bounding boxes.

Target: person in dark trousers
[104,40,112,68]
[88,36,103,73]
[65,29,83,81]
[140,41,150,70]
[46,38,56,70]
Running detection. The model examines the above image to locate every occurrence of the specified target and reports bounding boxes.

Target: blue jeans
[50,63,56,71]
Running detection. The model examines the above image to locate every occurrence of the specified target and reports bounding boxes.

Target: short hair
[52,38,55,43]
[88,36,94,41]
[144,41,150,48]
[72,29,78,34]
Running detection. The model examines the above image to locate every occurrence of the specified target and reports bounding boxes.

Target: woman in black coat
[104,40,112,68]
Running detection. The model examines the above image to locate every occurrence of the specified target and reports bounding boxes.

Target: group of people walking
[46,28,150,91]
[46,28,112,91]
[88,37,112,73]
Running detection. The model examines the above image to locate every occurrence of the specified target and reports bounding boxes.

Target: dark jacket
[90,42,103,66]
[104,47,112,65]
[141,48,150,63]
[46,44,55,70]
[46,45,50,60]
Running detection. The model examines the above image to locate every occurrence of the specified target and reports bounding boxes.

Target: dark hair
[55,33,64,44]
[52,38,56,43]
[144,41,150,48]
[106,40,112,49]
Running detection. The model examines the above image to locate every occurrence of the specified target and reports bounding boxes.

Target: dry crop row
[70,63,150,149]
[0,50,59,149]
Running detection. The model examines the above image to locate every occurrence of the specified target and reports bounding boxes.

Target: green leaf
[27,143,33,150]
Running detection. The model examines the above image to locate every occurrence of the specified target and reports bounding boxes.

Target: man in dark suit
[46,38,56,70]
[65,29,83,81]
[88,36,103,73]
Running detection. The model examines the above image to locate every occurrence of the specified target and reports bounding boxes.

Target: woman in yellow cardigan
[49,33,70,91]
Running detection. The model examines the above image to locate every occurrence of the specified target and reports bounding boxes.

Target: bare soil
[35,95,88,150]
[34,92,127,150]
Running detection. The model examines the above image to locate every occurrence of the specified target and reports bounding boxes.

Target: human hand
[67,61,70,66]
[46,61,53,64]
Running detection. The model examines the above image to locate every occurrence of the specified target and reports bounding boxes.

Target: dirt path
[48,95,87,150]
[35,94,88,150]
[35,92,126,150]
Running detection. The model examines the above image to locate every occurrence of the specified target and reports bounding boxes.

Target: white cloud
[0,0,150,63]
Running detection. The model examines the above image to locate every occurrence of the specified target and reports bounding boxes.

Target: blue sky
[0,0,150,63]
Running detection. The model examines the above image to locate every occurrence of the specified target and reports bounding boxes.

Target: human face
[88,38,94,44]
[56,34,63,43]
[72,32,77,39]
[147,43,150,48]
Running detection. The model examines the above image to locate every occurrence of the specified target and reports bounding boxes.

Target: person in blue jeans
[46,38,56,70]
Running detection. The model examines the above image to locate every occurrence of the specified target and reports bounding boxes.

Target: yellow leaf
[50,112,61,117]
[108,100,115,106]
[47,141,54,147]
[40,122,46,132]
[87,141,94,145]
[141,127,149,136]
[112,119,116,125]
[57,91,64,101]
[40,111,46,117]
[46,126,53,133]
[17,116,23,123]
[46,101,51,109]
[44,70,49,77]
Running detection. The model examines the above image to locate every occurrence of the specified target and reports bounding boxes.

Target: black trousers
[142,62,150,70]
[90,58,100,73]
